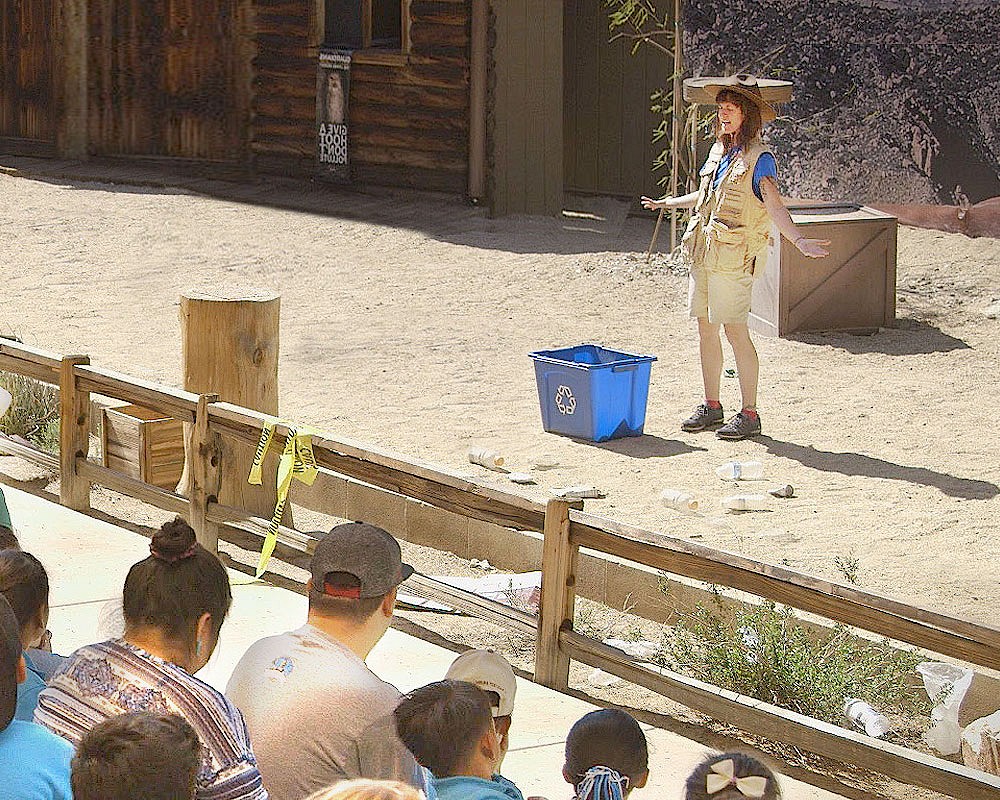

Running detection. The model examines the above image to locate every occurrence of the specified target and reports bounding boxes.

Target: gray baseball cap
[0,594,21,730]
[311,522,414,599]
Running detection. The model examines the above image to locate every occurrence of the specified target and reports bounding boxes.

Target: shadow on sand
[788,318,970,356]
[582,434,707,459]
[757,436,998,500]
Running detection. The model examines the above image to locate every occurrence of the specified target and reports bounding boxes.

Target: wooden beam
[206,402,550,532]
[53,0,87,157]
[75,365,198,423]
[561,632,1000,800]
[405,573,538,636]
[77,460,190,516]
[189,394,223,552]
[59,356,91,511]
[0,436,61,472]
[569,511,1000,670]
[535,498,575,690]
[0,339,62,384]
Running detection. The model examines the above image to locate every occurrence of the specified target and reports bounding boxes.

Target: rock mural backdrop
[683,0,999,205]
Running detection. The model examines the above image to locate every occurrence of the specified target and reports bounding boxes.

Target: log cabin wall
[0,0,56,155]
[251,0,472,194]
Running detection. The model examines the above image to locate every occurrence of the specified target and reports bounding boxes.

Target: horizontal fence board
[569,512,1000,670]
[77,459,189,516]
[562,632,1000,800]
[0,435,60,471]
[0,340,62,382]
[207,403,547,532]
[405,573,538,636]
[75,366,198,423]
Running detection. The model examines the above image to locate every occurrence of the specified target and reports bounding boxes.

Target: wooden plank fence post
[59,355,91,510]
[189,394,222,552]
[535,498,577,690]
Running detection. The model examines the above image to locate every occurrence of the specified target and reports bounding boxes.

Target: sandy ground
[2,168,999,630]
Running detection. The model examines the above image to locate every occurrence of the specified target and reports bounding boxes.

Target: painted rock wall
[683,0,1000,204]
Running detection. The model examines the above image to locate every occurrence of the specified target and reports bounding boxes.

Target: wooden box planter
[101,404,185,490]
[749,203,898,336]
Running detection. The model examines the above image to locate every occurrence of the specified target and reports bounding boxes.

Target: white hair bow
[705,759,768,798]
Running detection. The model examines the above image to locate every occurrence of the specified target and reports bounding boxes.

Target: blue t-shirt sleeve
[752,153,777,202]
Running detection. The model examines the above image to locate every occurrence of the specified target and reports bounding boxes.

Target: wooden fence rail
[0,337,997,799]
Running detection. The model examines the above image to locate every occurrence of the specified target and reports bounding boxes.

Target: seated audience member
[71,711,202,800]
[683,752,780,800]
[0,487,17,549]
[0,548,52,719]
[304,779,422,800]
[35,517,268,800]
[0,594,73,800]
[226,522,426,800]
[563,710,648,800]
[444,649,519,786]
[395,679,524,800]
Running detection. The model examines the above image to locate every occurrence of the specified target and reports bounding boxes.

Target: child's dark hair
[0,549,49,638]
[0,528,18,551]
[684,752,780,800]
[394,680,494,777]
[71,712,202,800]
[565,709,648,800]
[123,517,231,646]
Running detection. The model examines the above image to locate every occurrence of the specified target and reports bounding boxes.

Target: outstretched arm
[640,190,699,211]
[759,176,830,258]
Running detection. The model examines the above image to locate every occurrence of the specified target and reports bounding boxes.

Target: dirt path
[2,167,998,626]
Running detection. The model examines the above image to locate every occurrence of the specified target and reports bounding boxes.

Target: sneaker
[681,403,725,432]
[716,411,762,440]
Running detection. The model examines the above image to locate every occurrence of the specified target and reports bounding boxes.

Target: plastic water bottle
[844,699,890,738]
[720,494,769,512]
[468,448,505,471]
[660,489,698,512]
[660,489,699,512]
[715,460,764,480]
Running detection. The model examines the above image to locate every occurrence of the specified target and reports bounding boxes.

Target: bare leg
[723,322,759,409]
[697,318,723,401]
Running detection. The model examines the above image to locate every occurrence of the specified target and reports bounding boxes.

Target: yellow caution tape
[248,419,318,577]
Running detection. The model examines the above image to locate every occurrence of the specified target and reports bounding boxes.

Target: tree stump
[176,289,283,535]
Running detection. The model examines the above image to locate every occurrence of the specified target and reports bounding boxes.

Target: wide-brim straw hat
[703,74,777,123]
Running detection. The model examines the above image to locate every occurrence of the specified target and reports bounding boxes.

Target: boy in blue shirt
[0,593,73,800]
[395,680,526,800]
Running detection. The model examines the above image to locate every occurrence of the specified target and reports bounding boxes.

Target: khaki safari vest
[683,139,774,274]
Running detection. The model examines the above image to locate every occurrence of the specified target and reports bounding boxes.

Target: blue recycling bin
[529,344,657,442]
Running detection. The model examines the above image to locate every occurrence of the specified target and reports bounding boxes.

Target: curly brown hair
[714,89,764,153]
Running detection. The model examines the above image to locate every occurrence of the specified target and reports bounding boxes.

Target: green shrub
[0,372,60,454]
[658,597,927,725]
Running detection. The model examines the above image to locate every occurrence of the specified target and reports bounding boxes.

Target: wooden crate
[101,404,185,491]
[749,203,897,336]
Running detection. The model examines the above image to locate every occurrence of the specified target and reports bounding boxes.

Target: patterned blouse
[34,639,268,800]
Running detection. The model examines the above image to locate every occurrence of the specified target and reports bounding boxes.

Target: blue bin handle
[611,364,638,373]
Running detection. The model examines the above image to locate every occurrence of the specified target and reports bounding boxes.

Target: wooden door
[0,0,55,147]
[88,0,242,160]
[563,0,671,198]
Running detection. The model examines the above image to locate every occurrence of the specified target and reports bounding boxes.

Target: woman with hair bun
[35,518,268,800]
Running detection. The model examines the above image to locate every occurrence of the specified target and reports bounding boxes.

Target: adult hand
[796,237,831,258]
[640,195,668,211]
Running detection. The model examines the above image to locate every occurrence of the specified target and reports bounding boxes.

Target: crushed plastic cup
[660,488,699,512]
[468,448,506,471]
[844,698,890,738]
[715,460,764,480]
[721,494,769,512]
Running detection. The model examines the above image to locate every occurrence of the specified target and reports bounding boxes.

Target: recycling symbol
[555,385,576,415]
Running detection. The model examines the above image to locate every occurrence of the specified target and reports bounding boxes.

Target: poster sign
[318,49,351,183]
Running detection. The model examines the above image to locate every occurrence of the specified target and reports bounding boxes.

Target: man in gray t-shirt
[226,523,425,800]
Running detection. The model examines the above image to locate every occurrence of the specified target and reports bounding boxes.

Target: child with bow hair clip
[684,752,780,800]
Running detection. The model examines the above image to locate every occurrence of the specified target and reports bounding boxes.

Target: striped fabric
[34,639,268,800]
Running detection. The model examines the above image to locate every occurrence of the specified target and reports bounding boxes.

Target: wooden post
[59,355,91,510]
[189,394,223,552]
[535,498,577,690]
[467,0,488,202]
[669,0,683,251]
[52,0,87,158]
[177,289,282,523]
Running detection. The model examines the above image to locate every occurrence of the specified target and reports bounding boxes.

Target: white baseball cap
[445,649,517,717]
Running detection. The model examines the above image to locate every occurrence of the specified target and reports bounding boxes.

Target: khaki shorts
[688,259,755,325]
